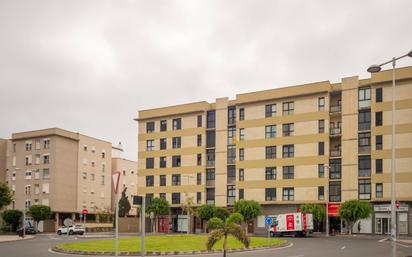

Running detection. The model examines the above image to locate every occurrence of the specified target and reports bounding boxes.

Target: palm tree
[206,213,250,257]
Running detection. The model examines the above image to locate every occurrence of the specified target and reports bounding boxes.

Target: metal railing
[359,145,371,154]
[206,180,215,187]
[206,160,215,167]
[330,149,341,157]
[330,127,341,135]
[330,105,342,113]
[358,122,371,131]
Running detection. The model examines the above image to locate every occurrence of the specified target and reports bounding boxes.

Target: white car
[57,224,85,235]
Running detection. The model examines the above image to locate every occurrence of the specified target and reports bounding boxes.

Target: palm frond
[206,229,225,250]
[228,223,250,248]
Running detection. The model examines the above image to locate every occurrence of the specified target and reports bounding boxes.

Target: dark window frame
[265,188,276,201]
[282,166,294,179]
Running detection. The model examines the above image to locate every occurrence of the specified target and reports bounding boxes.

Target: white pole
[115,192,119,257]
[141,197,145,257]
[23,207,26,238]
[390,58,397,242]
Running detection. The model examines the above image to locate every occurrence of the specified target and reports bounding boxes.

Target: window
[282,123,294,136]
[83,145,88,151]
[13,143,16,152]
[358,156,371,177]
[146,194,154,205]
[228,106,236,125]
[265,125,276,138]
[25,141,32,151]
[42,183,49,194]
[318,120,325,133]
[359,132,371,153]
[358,111,371,130]
[207,110,216,129]
[282,145,294,158]
[282,101,294,115]
[160,193,166,199]
[35,139,40,150]
[197,153,202,166]
[206,188,215,204]
[123,170,126,176]
[282,166,294,179]
[318,186,325,200]
[44,139,50,149]
[265,146,276,159]
[227,146,236,164]
[197,173,202,185]
[197,192,202,204]
[318,97,325,111]
[239,128,245,141]
[318,164,325,178]
[329,159,341,179]
[34,169,40,179]
[376,183,383,198]
[146,158,154,169]
[206,169,215,182]
[329,181,341,202]
[206,149,215,167]
[172,137,181,148]
[359,179,371,200]
[172,156,181,167]
[376,159,383,174]
[101,175,105,185]
[376,135,383,150]
[25,156,31,166]
[146,176,154,187]
[160,138,167,150]
[172,193,180,204]
[359,87,371,108]
[375,112,383,126]
[318,142,324,155]
[197,134,202,146]
[227,166,236,184]
[265,188,276,201]
[239,169,244,181]
[227,127,236,145]
[160,175,166,186]
[282,188,294,201]
[43,168,50,179]
[206,131,216,148]
[159,157,166,168]
[34,184,40,194]
[172,174,181,185]
[35,154,40,165]
[146,122,155,133]
[43,155,50,164]
[265,167,276,180]
[146,140,155,151]
[239,108,245,121]
[90,173,95,181]
[172,118,182,130]
[265,104,276,117]
[160,120,167,131]
[376,88,383,102]
[239,189,244,200]
[101,151,105,159]
[239,148,244,161]
[25,185,31,195]
[227,185,236,204]
[197,115,202,127]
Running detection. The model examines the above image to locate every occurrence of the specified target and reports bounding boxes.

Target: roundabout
[52,234,288,256]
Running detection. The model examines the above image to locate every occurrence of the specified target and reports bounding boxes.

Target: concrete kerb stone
[52,242,290,256]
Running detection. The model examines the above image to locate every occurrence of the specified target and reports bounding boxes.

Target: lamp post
[324,165,331,237]
[367,50,412,242]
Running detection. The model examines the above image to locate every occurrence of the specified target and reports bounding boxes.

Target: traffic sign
[79,214,83,219]
[82,209,88,215]
[265,216,273,225]
[112,172,121,194]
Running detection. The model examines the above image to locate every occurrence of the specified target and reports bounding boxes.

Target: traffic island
[52,234,288,256]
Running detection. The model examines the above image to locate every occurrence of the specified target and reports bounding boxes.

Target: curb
[0,235,35,244]
[51,242,290,256]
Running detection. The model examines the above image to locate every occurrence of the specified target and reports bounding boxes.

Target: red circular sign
[82,209,88,215]
[396,201,400,209]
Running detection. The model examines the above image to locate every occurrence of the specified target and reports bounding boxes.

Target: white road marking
[340,246,346,250]
[396,242,410,248]
[378,238,388,242]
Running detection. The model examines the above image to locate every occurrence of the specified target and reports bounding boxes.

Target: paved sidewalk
[0,235,35,243]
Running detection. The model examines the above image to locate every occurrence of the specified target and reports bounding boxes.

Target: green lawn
[56,234,286,253]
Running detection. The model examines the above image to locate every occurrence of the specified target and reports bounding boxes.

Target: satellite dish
[63,218,73,227]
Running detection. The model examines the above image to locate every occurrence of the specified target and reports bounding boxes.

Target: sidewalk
[0,235,35,243]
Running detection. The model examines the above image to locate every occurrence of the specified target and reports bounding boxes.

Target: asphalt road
[0,234,411,257]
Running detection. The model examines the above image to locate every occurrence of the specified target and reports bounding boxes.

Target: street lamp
[324,165,331,237]
[367,50,412,242]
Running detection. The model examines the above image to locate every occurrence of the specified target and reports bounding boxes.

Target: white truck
[269,212,313,237]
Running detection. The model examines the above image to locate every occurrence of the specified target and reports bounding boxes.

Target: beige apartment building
[0,138,7,182]
[5,128,112,229]
[136,66,412,235]
[111,144,138,216]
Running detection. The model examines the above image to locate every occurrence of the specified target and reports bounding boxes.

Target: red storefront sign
[328,203,341,217]
[286,214,295,230]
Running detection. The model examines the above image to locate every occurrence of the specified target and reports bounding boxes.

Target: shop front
[373,203,409,235]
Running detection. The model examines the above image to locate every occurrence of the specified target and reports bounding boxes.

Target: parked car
[57,224,85,235]
[16,226,38,235]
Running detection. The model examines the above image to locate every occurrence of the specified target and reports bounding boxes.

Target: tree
[118,187,131,217]
[207,213,250,257]
[339,200,372,235]
[234,200,262,233]
[213,207,230,221]
[197,204,215,232]
[28,204,52,230]
[2,209,23,231]
[146,197,170,232]
[300,204,326,232]
[0,182,13,210]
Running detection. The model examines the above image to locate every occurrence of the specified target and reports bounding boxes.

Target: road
[0,234,411,257]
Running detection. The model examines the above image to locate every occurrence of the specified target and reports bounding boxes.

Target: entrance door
[382,218,390,235]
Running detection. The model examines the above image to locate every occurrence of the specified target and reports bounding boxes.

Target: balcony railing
[206,160,215,167]
[330,149,341,157]
[359,169,371,178]
[359,145,371,154]
[206,200,215,205]
[330,105,342,113]
[206,180,215,187]
[359,100,371,109]
[358,122,371,131]
[227,197,235,205]
[227,177,236,185]
[330,127,341,136]
[227,158,236,165]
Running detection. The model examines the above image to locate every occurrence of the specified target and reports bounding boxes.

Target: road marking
[396,242,410,248]
[340,246,346,250]
[378,238,388,242]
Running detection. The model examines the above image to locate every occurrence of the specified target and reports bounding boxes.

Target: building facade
[0,138,7,182]
[5,128,112,229]
[136,66,412,235]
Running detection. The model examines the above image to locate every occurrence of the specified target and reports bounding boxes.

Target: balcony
[359,169,371,178]
[206,200,215,205]
[227,197,235,205]
[206,180,215,187]
[359,100,371,109]
[227,177,236,185]
[330,149,341,157]
[206,160,215,167]
[330,105,342,113]
[330,127,341,136]
[359,145,371,154]
[358,122,371,131]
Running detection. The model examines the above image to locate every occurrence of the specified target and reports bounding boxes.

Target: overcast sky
[0,0,411,161]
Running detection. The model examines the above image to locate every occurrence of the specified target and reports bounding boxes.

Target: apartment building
[0,138,7,182]
[5,128,112,230]
[111,144,138,216]
[136,66,412,235]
